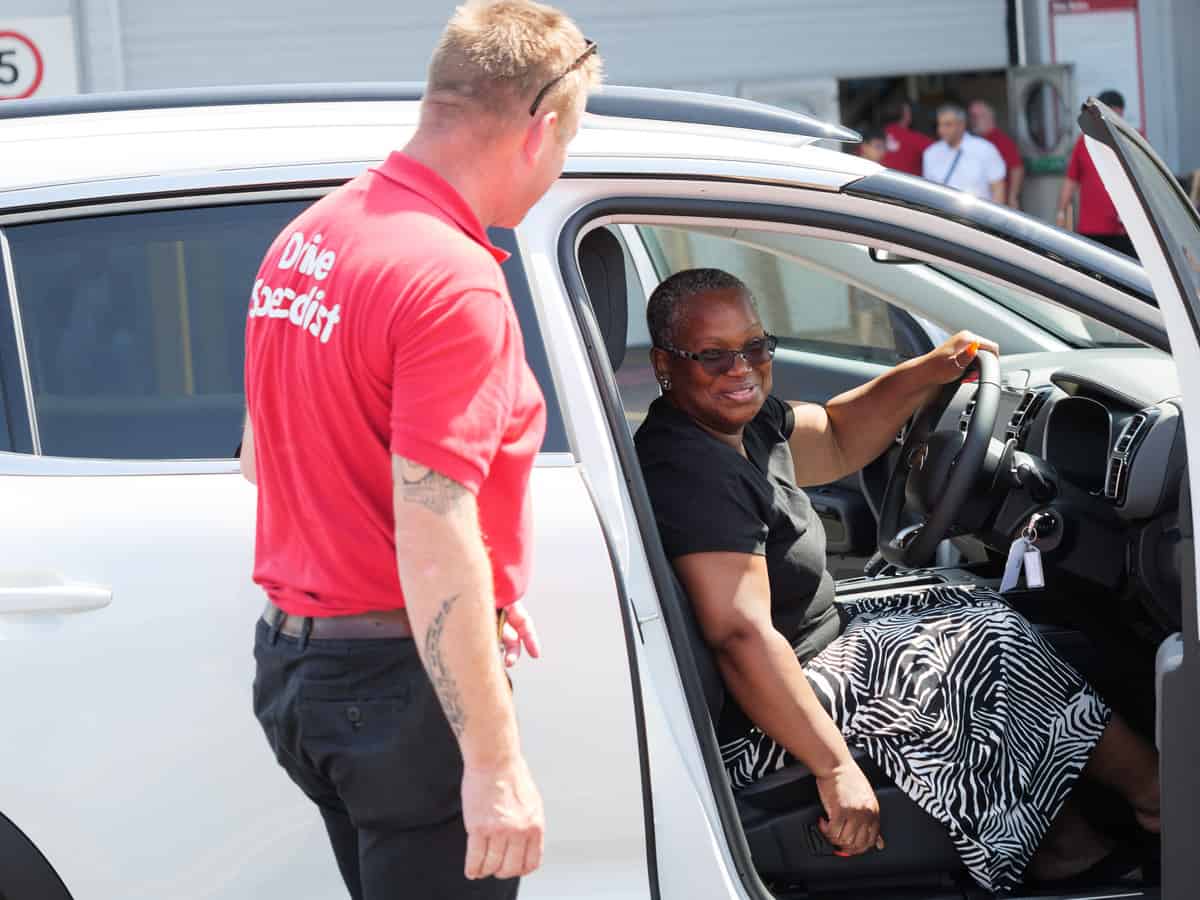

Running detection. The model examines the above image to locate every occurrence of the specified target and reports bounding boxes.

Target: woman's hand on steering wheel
[925,331,1001,387]
[816,760,886,856]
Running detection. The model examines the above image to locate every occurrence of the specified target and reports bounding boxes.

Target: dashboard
[950,347,1186,522]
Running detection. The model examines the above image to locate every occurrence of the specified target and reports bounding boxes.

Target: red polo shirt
[245,152,546,616]
[981,127,1023,188]
[1066,135,1125,236]
[882,124,934,176]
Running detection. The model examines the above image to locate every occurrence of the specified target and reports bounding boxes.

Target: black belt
[262,601,414,640]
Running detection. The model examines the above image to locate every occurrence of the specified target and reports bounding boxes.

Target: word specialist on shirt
[250,231,343,343]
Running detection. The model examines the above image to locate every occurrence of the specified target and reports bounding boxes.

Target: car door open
[1080,96,1200,899]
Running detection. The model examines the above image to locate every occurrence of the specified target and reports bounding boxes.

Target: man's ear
[523,109,558,162]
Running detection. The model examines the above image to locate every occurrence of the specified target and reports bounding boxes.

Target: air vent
[1114,413,1146,453]
[1105,410,1155,502]
[1006,388,1048,442]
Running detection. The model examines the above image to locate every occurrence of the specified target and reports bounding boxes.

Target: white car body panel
[0,461,649,899]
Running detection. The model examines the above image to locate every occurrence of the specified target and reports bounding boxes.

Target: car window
[639,225,909,366]
[4,202,566,460]
[929,266,1144,348]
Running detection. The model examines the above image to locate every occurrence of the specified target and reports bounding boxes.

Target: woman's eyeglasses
[655,334,778,375]
[529,40,598,116]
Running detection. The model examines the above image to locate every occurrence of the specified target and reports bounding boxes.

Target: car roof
[0,83,1154,310]
[0,83,875,195]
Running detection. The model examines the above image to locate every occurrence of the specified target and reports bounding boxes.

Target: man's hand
[816,760,885,856]
[463,755,546,880]
[926,330,1000,385]
[500,601,541,668]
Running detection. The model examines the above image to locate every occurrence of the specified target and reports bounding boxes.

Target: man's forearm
[1008,167,1025,208]
[990,181,1006,204]
[1056,178,1078,219]
[393,457,520,767]
[717,627,851,777]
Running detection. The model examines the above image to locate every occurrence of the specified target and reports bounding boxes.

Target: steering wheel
[877,350,1000,568]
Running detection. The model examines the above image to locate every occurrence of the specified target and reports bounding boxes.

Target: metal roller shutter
[81,0,1008,92]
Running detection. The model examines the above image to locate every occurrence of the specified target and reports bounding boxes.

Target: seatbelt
[940,148,964,185]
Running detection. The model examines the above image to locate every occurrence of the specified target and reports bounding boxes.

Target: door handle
[0,573,112,615]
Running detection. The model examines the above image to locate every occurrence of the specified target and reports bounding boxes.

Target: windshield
[929,267,1145,349]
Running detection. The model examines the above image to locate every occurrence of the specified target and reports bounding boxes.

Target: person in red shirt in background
[857,126,888,164]
[880,100,933,176]
[1055,90,1137,258]
[969,99,1025,209]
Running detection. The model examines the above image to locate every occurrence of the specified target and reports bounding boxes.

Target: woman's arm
[787,331,998,487]
[673,550,882,855]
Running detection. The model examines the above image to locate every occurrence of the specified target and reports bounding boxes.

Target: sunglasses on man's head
[656,334,778,376]
[529,39,598,116]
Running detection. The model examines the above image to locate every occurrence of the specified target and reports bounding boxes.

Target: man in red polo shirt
[969,99,1025,209]
[880,100,933,177]
[1055,90,1137,258]
[239,3,601,897]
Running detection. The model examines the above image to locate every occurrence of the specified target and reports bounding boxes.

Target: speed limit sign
[0,30,45,100]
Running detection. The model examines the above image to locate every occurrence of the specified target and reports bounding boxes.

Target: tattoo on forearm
[425,593,467,738]
[398,459,468,516]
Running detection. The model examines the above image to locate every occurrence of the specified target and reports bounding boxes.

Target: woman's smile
[717,381,760,403]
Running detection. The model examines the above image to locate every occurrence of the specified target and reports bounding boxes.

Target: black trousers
[252,619,520,900]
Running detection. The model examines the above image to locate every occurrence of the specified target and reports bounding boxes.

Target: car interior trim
[0,230,40,455]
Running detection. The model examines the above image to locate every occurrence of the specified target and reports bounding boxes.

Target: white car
[0,86,1196,900]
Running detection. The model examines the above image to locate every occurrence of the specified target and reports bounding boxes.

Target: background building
[3,0,1198,219]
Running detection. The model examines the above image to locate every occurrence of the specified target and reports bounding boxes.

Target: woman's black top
[635,394,840,738]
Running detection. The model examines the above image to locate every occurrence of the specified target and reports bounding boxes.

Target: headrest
[578,228,628,372]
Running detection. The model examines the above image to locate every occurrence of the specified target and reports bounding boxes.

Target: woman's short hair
[646,268,756,349]
[427,0,602,125]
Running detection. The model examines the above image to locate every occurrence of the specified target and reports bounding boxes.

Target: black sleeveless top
[635,395,840,738]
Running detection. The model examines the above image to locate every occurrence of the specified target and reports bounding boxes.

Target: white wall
[26,0,1006,94]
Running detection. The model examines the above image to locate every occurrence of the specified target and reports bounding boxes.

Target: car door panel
[0,461,649,900]
[1082,98,1200,898]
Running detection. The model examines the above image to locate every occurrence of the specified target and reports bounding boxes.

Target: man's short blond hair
[427,0,602,127]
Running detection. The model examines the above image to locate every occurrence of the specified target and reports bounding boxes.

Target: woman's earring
[658,375,672,391]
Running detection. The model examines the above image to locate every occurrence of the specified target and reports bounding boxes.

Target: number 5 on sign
[0,31,45,100]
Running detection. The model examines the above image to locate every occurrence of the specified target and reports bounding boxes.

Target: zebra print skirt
[720,584,1111,893]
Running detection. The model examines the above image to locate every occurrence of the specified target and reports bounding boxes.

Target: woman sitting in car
[633,268,1161,892]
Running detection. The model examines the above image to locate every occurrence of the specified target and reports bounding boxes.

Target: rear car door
[0,193,649,900]
[1080,97,1200,898]
[0,198,343,900]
